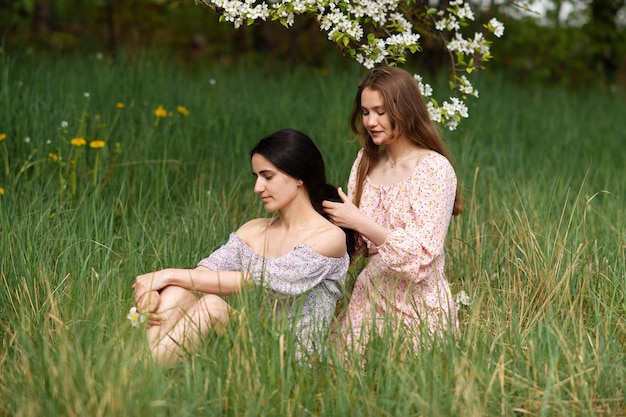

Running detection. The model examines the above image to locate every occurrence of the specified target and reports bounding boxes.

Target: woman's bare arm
[134,267,251,305]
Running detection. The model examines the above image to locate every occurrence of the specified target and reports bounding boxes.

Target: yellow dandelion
[154,105,167,118]
[115,142,121,148]
[71,137,87,147]
[0,133,6,142]
[89,140,106,149]
[116,102,125,109]
[48,153,58,162]
[177,105,189,116]
[0,187,4,195]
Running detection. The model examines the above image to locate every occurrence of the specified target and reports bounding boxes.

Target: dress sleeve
[376,155,457,282]
[196,233,243,271]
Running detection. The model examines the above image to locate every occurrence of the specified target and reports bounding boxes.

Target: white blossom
[458,75,479,97]
[198,0,503,130]
[127,306,146,327]
[413,74,433,98]
[456,3,474,20]
[488,18,505,38]
[443,97,469,119]
[455,290,471,307]
[427,102,442,124]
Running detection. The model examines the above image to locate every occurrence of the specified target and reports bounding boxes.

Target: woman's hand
[133,275,167,328]
[136,290,165,327]
[133,269,169,306]
[322,187,365,230]
[136,289,160,313]
[322,187,390,247]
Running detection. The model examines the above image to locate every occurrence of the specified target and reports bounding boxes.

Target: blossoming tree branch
[197,0,505,130]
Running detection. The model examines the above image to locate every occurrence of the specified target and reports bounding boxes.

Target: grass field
[1,51,625,416]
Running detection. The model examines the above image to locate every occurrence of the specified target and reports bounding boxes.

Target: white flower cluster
[413,74,433,98]
[427,97,469,131]
[319,10,364,42]
[488,18,505,38]
[317,0,421,69]
[455,290,471,307]
[415,73,472,131]
[447,32,490,56]
[208,0,271,28]
[200,0,505,130]
[458,75,479,97]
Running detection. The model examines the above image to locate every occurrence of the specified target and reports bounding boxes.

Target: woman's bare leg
[148,286,230,365]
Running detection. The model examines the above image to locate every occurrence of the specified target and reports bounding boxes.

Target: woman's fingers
[145,313,165,327]
[337,187,349,202]
[137,290,160,313]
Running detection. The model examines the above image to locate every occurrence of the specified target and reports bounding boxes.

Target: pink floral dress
[342,150,459,348]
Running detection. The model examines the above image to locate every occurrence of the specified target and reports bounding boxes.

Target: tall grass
[1,51,624,416]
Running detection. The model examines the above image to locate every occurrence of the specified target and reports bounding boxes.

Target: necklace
[388,151,416,168]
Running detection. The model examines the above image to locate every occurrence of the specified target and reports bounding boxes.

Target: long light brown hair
[348,66,462,215]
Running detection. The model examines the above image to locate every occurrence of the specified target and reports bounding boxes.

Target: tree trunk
[105,0,117,55]
[586,0,622,78]
[31,0,53,38]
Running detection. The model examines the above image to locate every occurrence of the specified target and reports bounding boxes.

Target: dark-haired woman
[133,129,351,365]
[323,66,461,350]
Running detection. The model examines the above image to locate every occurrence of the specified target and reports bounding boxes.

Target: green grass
[1,51,625,416]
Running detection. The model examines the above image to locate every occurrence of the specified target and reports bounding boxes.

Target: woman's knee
[158,285,197,311]
[195,294,230,325]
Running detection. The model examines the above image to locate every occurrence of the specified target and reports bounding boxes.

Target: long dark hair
[250,128,356,255]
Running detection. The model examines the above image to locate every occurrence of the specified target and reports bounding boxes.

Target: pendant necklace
[388,151,415,168]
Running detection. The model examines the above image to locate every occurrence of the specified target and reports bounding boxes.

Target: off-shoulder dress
[198,233,349,355]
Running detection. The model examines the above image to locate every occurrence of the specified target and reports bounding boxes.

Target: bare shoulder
[235,218,272,240]
[306,222,347,259]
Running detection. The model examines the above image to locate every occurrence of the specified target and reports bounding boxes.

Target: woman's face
[251,153,301,212]
[361,87,393,146]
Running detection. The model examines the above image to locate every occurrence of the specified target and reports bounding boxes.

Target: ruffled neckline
[365,152,438,189]
[231,233,348,262]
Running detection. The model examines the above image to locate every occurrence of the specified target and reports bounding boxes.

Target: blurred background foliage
[1,0,625,89]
